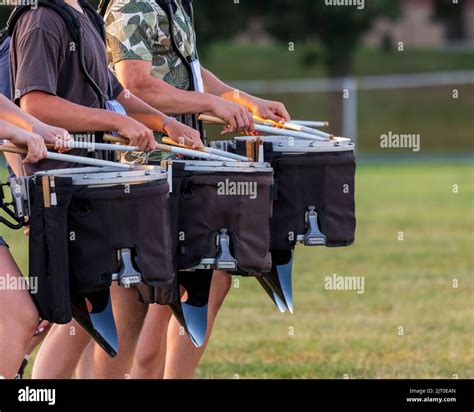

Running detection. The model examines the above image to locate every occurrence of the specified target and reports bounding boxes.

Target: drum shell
[67,180,174,298]
[29,177,176,323]
[231,140,356,249]
[170,166,274,275]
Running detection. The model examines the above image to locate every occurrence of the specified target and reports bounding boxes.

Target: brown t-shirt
[10,6,124,173]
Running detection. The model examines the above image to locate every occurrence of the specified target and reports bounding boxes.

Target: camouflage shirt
[105,0,197,91]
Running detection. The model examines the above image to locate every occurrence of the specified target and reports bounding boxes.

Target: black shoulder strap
[97,0,111,17]
[80,0,106,42]
[8,0,81,41]
[0,28,8,43]
[8,0,109,106]
[8,0,105,43]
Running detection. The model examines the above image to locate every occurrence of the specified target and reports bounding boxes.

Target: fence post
[342,77,358,148]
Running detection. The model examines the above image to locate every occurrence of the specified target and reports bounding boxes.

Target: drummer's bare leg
[0,246,39,379]
[164,270,232,379]
[75,341,95,379]
[32,321,91,379]
[93,284,147,379]
[130,304,171,379]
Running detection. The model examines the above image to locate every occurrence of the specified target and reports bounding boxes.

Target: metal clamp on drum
[0,176,31,230]
[300,206,326,246]
[111,248,143,288]
[214,229,238,270]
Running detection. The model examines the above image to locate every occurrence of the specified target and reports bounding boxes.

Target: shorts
[0,236,8,248]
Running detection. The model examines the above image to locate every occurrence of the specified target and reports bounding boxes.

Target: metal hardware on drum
[214,229,238,271]
[300,206,327,246]
[35,166,168,188]
[111,249,143,288]
[0,177,31,230]
[7,176,30,219]
[188,229,238,271]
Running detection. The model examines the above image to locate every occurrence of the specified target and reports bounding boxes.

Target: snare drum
[167,160,274,275]
[214,136,356,249]
[212,136,356,313]
[29,165,176,328]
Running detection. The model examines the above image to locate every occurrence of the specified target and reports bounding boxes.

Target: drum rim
[171,160,274,173]
[34,165,168,186]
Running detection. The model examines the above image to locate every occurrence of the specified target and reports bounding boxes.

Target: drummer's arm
[114,60,216,115]
[20,91,130,133]
[115,89,169,131]
[200,67,291,122]
[0,94,70,146]
[0,95,34,131]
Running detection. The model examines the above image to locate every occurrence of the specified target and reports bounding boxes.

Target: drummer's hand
[165,119,203,150]
[245,96,291,123]
[210,96,254,134]
[32,123,72,153]
[116,117,156,152]
[10,129,48,164]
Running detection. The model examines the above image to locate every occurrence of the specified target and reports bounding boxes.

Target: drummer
[100,0,291,379]
[8,0,201,379]
[0,95,70,379]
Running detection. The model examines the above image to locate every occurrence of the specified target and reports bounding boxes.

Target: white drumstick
[291,120,329,128]
[254,117,332,139]
[0,145,132,169]
[253,124,329,141]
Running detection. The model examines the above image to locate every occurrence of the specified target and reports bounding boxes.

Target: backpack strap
[7,0,109,106]
[8,1,80,40]
[0,28,8,43]
[80,0,106,42]
[97,0,111,17]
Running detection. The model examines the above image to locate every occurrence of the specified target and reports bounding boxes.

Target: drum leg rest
[71,291,119,358]
[258,250,294,313]
[168,269,213,347]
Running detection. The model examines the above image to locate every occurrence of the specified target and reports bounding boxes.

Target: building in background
[365,0,474,48]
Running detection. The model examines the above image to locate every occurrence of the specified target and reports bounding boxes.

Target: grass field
[2,161,473,379]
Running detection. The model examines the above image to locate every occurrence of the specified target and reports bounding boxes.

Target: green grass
[2,162,472,379]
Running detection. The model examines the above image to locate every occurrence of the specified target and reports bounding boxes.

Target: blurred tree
[263,0,401,77]
[433,0,466,41]
[193,1,250,57]
[262,0,401,135]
